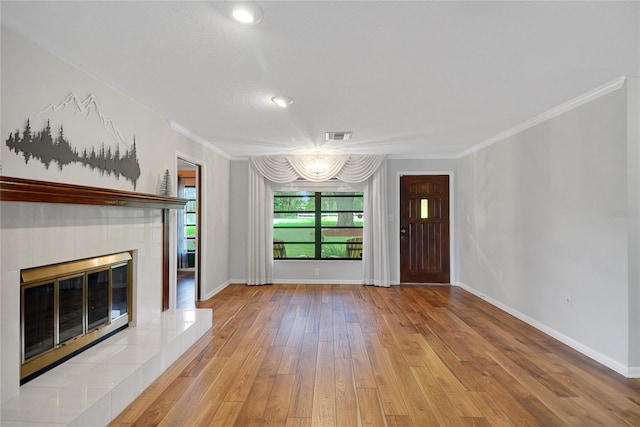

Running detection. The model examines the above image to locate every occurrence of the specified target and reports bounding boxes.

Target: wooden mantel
[0,176,187,209]
[0,175,187,311]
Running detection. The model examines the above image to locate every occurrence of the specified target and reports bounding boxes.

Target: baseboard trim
[627,367,640,378]
[202,280,232,301]
[452,281,636,378]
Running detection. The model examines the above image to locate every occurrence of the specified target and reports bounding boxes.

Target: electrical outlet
[565,293,572,307]
[314,268,320,276]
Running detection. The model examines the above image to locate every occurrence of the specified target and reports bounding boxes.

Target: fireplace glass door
[87,270,109,330]
[20,252,132,382]
[111,264,128,320]
[23,282,55,360]
[58,275,84,343]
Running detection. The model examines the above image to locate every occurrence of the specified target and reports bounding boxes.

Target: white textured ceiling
[1,1,638,158]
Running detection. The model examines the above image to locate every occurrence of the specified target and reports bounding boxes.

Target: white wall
[229,160,249,281]
[457,86,632,373]
[0,26,230,401]
[626,73,640,371]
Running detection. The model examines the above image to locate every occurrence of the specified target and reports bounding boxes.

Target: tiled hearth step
[1,308,212,426]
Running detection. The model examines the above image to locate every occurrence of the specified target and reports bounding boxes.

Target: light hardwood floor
[111,284,640,426]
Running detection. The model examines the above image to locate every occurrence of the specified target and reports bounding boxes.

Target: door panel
[400,175,450,283]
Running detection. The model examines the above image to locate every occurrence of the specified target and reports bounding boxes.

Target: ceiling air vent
[325,131,353,141]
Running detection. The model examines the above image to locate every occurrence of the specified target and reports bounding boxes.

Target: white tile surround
[0,308,212,426]
[0,200,211,423]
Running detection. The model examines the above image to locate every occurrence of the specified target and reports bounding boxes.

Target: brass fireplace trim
[20,252,133,381]
[20,316,129,380]
[21,252,131,284]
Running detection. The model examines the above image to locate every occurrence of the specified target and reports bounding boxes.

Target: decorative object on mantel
[159,169,172,196]
[4,92,141,189]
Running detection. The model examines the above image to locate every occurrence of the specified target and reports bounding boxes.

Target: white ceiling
[1,1,638,158]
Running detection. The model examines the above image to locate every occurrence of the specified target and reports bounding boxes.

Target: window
[273,191,363,259]
[183,186,197,267]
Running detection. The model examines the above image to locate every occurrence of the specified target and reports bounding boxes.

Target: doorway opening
[177,158,201,308]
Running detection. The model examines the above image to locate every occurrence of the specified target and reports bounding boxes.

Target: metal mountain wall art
[4,93,141,189]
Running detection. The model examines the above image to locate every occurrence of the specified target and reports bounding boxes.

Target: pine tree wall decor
[4,93,142,189]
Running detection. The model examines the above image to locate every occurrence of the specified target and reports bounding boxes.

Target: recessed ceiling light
[271,96,294,108]
[230,1,263,24]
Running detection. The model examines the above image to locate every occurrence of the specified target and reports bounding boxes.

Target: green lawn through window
[274,216,363,258]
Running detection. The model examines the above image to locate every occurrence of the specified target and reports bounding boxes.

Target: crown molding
[457,76,627,159]
[169,121,231,159]
[387,154,458,160]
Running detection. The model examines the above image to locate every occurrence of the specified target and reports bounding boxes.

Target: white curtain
[177,178,188,269]
[248,164,274,285]
[247,154,390,287]
[363,162,389,286]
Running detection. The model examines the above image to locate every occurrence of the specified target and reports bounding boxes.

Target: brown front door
[400,175,450,283]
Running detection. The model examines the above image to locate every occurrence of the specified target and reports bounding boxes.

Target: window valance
[249,154,386,183]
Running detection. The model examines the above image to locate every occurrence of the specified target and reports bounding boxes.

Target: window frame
[273,191,363,260]
[183,185,197,259]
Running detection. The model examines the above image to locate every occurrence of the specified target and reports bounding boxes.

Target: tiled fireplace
[0,201,164,401]
[0,197,212,425]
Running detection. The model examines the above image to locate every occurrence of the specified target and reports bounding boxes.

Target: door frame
[395,171,455,284]
[174,152,204,306]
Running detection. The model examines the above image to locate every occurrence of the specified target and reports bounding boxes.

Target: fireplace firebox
[20,252,132,382]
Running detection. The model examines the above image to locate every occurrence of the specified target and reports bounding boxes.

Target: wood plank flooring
[177,271,195,309]
[110,284,640,426]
